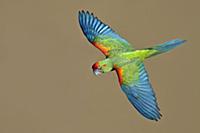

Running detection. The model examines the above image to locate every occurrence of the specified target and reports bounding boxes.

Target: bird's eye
[102,64,107,67]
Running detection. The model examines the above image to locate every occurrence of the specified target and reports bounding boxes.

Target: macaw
[78,10,186,121]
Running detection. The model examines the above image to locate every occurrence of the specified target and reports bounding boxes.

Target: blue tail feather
[153,39,186,53]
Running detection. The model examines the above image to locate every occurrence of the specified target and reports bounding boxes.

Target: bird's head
[92,59,113,76]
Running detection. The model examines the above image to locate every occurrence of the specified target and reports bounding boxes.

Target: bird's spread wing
[115,60,162,121]
[78,11,134,57]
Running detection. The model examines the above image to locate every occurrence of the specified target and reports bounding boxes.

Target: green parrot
[78,10,186,121]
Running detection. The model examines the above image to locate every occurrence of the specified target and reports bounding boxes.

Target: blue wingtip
[127,94,162,121]
[78,10,113,43]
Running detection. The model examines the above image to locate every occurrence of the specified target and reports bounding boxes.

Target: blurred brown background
[0,0,199,133]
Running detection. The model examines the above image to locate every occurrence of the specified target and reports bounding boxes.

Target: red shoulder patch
[114,65,123,85]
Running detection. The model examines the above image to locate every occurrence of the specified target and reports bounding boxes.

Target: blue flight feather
[78,10,130,45]
[121,63,161,121]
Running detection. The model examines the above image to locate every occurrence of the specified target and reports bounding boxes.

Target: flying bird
[78,10,186,121]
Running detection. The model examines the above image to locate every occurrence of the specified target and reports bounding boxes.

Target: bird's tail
[145,38,186,58]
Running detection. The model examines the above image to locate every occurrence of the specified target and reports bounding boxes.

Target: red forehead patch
[92,62,99,70]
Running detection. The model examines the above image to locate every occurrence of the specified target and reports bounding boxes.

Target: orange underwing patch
[93,42,109,56]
